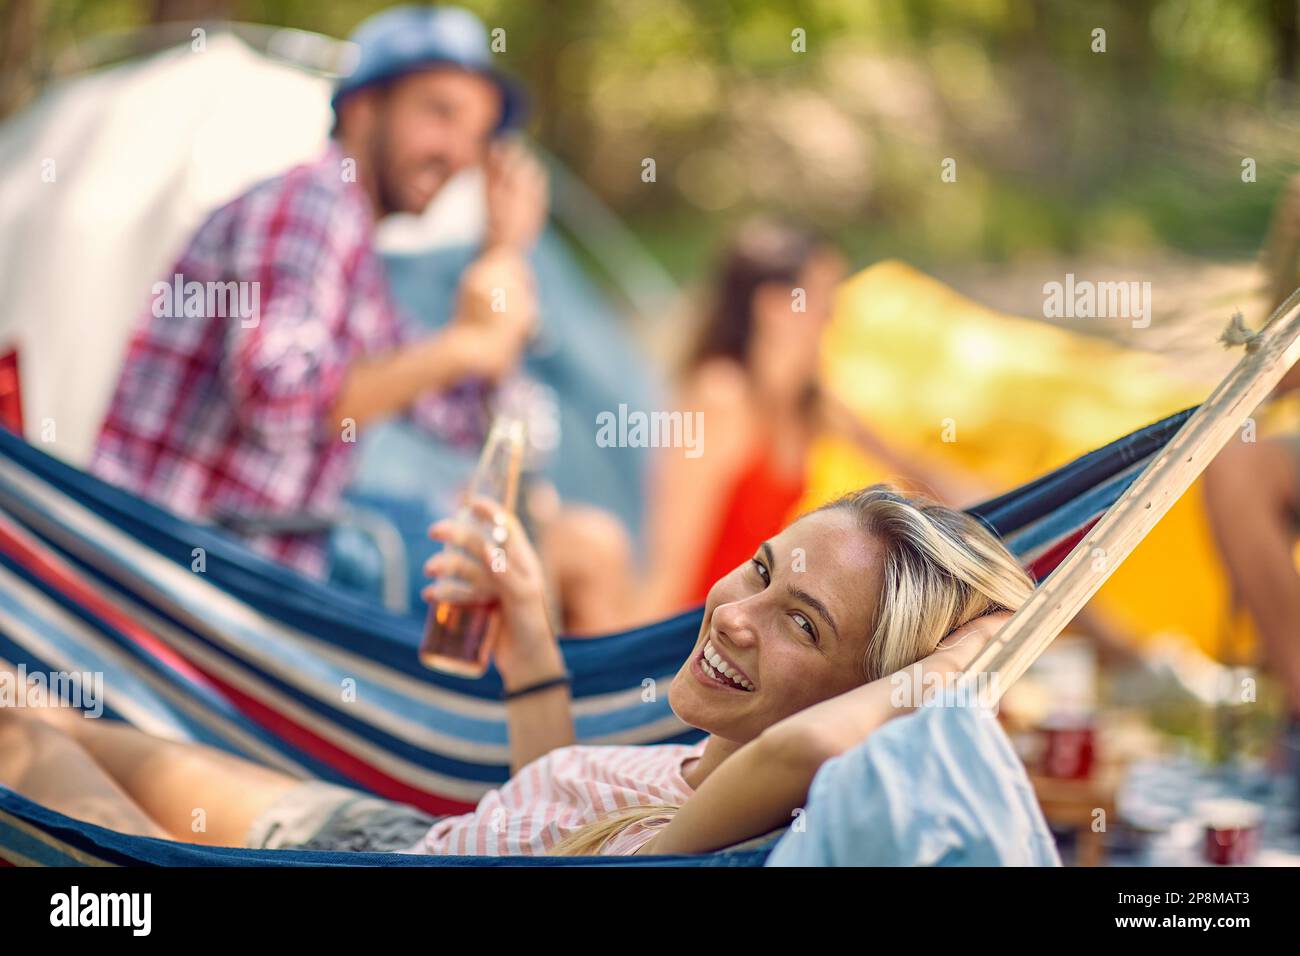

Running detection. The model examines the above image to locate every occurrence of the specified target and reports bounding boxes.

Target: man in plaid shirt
[91,7,544,577]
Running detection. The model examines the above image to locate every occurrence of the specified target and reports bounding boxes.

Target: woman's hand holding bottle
[423,497,562,689]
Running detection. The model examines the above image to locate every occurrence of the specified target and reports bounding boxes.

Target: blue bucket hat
[332,5,524,131]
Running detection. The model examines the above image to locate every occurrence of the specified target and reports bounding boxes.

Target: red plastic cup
[1039,716,1096,780]
[1199,799,1262,866]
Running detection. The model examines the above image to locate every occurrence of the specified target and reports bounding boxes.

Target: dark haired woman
[634,219,969,620]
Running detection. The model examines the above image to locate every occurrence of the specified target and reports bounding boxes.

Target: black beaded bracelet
[502,673,571,701]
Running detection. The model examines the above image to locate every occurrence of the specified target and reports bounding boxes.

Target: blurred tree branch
[0,0,48,119]
[149,0,228,23]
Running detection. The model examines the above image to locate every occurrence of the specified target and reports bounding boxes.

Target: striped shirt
[415,741,707,856]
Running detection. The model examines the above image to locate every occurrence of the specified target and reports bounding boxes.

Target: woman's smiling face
[668,508,886,743]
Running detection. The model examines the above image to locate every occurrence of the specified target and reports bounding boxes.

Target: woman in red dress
[631,220,967,620]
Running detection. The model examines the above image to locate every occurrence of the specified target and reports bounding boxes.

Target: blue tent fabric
[767,705,1061,866]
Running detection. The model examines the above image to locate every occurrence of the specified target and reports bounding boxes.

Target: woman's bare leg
[0,656,303,848]
[26,707,302,847]
[0,708,171,839]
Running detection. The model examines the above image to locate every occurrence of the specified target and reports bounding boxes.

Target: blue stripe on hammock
[970,407,1194,537]
[0,812,88,866]
[1000,459,1147,559]
[0,557,344,780]
[0,632,137,736]
[0,588,227,746]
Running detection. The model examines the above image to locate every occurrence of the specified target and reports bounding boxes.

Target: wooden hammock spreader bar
[964,285,1300,702]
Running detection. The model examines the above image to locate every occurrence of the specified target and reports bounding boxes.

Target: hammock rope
[1219,310,1260,350]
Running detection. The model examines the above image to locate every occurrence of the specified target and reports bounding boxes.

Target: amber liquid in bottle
[418,417,525,677]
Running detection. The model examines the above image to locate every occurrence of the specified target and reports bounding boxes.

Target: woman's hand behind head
[936,610,1012,666]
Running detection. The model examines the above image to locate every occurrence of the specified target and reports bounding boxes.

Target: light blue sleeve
[767,704,1061,866]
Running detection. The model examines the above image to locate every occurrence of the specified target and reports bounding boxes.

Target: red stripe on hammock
[0,514,476,815]
[0,512,214,689]
[191,668,475,815]
[1024,515,1102,582]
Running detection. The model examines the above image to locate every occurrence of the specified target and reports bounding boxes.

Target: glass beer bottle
[419,416,527,677]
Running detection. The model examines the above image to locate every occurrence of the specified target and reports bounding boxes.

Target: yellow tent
[802,260,1253,662]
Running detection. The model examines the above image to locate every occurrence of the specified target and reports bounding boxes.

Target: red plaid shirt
[91,144,489,577]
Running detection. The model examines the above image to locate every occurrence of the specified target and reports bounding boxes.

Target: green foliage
[22,0,1300,268]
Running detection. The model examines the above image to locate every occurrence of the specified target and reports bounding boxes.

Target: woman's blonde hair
[834,485,1032,681]
[549,484,1033,856]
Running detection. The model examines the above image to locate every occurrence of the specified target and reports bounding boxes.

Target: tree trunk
[0,0,46,119]
[1271,0,1299,101]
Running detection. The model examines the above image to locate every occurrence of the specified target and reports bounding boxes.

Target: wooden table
[1030,767,1122,867]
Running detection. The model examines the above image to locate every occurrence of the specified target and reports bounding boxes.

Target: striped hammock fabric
[0,408,1194,866]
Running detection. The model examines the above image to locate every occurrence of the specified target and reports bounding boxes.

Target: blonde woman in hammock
[0,485,1030,857]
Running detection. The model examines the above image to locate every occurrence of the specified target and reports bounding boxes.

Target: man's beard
[376,172,404,216]
[371,141,408,217]
[369,129,447,216]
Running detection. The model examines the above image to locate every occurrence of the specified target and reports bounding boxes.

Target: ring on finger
[491,514,509,546]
